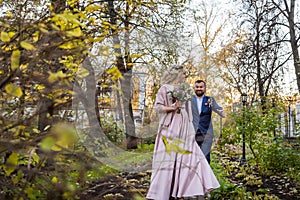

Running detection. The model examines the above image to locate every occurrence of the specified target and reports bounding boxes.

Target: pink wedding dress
[146,84,220,200]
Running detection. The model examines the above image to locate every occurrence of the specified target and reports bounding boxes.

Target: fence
[279,103,300,138]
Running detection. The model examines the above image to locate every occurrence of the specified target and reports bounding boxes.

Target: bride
[146,65,220,200]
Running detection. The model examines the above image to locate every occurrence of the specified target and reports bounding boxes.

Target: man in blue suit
[191,80,225,164]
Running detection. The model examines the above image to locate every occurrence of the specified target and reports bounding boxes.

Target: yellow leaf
[8,32,15,38]
[33,31,39,42]
[34,84,45,90]
[102,21,110,26]
[20,63,28,70]
[1,32,10,42]
[50,24,61,31]
[11,49,21,70]
[51,145,62,151]
[40,136,56,151]
[52,176,58,184]
[66,27,82,37]
[48,71,67,83]
[113,44,121,49]
[110,25,117,30]
[20,41,36,50]
[39,27,48,33]
[113,52,122,57]
[5,83,23,97]
[33,128,40,134]
[85,5,103,12]
[127,63,134,67]
[51,123,78,151]
[59,42,76,49]
[106,66,122,80]
[106,66,118,74]
[4,152,18,176]
[130,54,142,58]
[169,143,192,155]
[77,67,89,78]
[162,136,171,155]
[6,11,13,18]
[162,136,192,155]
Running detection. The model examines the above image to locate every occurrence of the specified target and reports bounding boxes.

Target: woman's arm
[154,85,181,113]
[159,101,181,113]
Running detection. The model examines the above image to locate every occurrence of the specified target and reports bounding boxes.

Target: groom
[191,80,225,164]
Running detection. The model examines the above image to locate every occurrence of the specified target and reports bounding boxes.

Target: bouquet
[206,97,213,108]
[168,83,193,113]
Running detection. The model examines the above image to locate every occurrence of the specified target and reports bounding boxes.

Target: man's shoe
[204,192,211,199]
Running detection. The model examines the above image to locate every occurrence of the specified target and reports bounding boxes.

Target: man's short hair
[195,80,206,86]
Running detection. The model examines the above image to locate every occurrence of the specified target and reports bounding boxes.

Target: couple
[146,65,224,200]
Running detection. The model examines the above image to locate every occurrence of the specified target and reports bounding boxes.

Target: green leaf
[32,152,40,163]
[1,31,10,42]
[40,136,56,151]
[4,152,18,176]
[5,83,23,97]
[20,41,36,50]
[25,187,35,199]
[11,49,20,70]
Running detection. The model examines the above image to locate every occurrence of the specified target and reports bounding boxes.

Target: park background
[0,0,299,199]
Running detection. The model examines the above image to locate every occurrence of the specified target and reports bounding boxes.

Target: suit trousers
[196,130,213,164]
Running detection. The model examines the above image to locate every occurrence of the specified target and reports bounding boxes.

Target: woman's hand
[174,101,182,113]
[174,101,181,110]
[163,101,182,113]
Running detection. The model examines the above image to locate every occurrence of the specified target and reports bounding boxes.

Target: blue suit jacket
[191,95,224,134]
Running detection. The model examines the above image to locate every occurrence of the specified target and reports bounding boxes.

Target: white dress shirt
[196,96,203,115]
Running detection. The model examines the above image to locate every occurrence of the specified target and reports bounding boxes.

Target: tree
[84,0,190,149]
[271,0,300,93]
[0,0,98,198]
[227,0,289,107]
[183,0,230,99]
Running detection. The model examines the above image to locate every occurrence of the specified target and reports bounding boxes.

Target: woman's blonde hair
[161,65,184,84]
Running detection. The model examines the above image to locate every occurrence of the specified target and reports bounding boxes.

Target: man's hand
[217,109,225,118]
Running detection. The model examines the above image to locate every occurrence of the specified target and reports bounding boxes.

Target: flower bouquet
[168,83,193,113]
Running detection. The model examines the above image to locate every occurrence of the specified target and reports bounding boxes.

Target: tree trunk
[38,0,68,131]
[107,0,137,149]
[286,0,300,93]
[120,74,137,149]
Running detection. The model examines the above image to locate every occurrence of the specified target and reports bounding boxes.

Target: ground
[79,168,300,200]
[79,171,150,200]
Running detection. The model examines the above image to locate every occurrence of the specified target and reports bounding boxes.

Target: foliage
[0,0,100,198]
[210,152,254,199]
[220,101,300,197]
[101,120,125,144]
[137,143,155,152]
[257,138,300,174]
